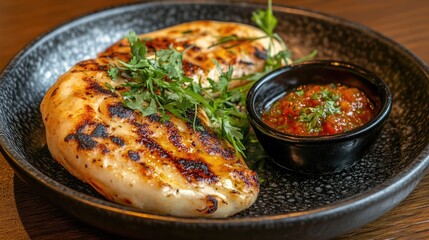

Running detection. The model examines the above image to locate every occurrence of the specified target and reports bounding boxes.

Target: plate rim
[1,0,429,226]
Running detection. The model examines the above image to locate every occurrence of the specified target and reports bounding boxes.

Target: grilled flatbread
[41,20,281,218]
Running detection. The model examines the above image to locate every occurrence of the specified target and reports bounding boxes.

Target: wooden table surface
[0,0,428,239]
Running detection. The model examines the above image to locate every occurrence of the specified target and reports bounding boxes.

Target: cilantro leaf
[252,0,277,37]
[107,67,119,80]
[107,31,249,156]
[298,87,341,132]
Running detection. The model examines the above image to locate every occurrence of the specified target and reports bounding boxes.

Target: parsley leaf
[108,32,249,156]
[107,67,119,80]
[298,87,341,132]
[252,0,277,37]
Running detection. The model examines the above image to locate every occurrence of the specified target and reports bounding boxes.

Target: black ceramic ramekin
[246,60,392,174]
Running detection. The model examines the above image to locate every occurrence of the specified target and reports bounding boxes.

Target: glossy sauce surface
[262,83,376,136]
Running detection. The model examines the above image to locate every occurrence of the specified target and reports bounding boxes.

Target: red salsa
[262,83,376,136]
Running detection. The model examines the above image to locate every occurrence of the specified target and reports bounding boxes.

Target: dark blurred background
[0,0,428,71]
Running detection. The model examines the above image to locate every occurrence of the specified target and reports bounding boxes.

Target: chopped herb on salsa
[262,83,376,136]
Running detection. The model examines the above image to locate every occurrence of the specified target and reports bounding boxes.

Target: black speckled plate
[0,1,428,240]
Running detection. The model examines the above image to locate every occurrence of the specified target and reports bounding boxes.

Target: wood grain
[0,0,428,239]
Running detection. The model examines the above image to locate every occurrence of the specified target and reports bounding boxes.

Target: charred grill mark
[185,111,205,131]
[133,120,218,183]
[108,103,134,119]
[131,115,223,184]
[213,56,226,65]
[85,79,119,98]
[134,122,153,135]
[165,121,188,151]
[128,150,141,161]
[139,161,151,173]
[77,135,97,150]
[174,159,218,183]
[145,38,193,56]
[148,114,161,123]
[189,45,201,51]
[182,60,203,77]
[101,145,110,154]
[98,52,131,62]
[78,59,96,66]
[232,169,259,188]
[169,136,185,150]
[198,195,218,214]
[254,46,267,60]
[114,86,126,91]
[198,130,235,160]
[110,136,125,147]
[71,59,109,72]
[194,55,206,62]
[252,172,259,188]
[145,37,175,52]
[65,129,97,150]
[64,121,109,150]
[135,123,170,159]
[92,124,108,138]
[239,60,254,66]
[183,111,234,159]
[139,135,170,158]
[221,148,235,161]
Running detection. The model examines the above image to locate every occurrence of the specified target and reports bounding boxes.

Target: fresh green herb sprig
[106,1,316,157]
[208,0,279,51]
[298,88,341,132]
[108,32,248,156]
